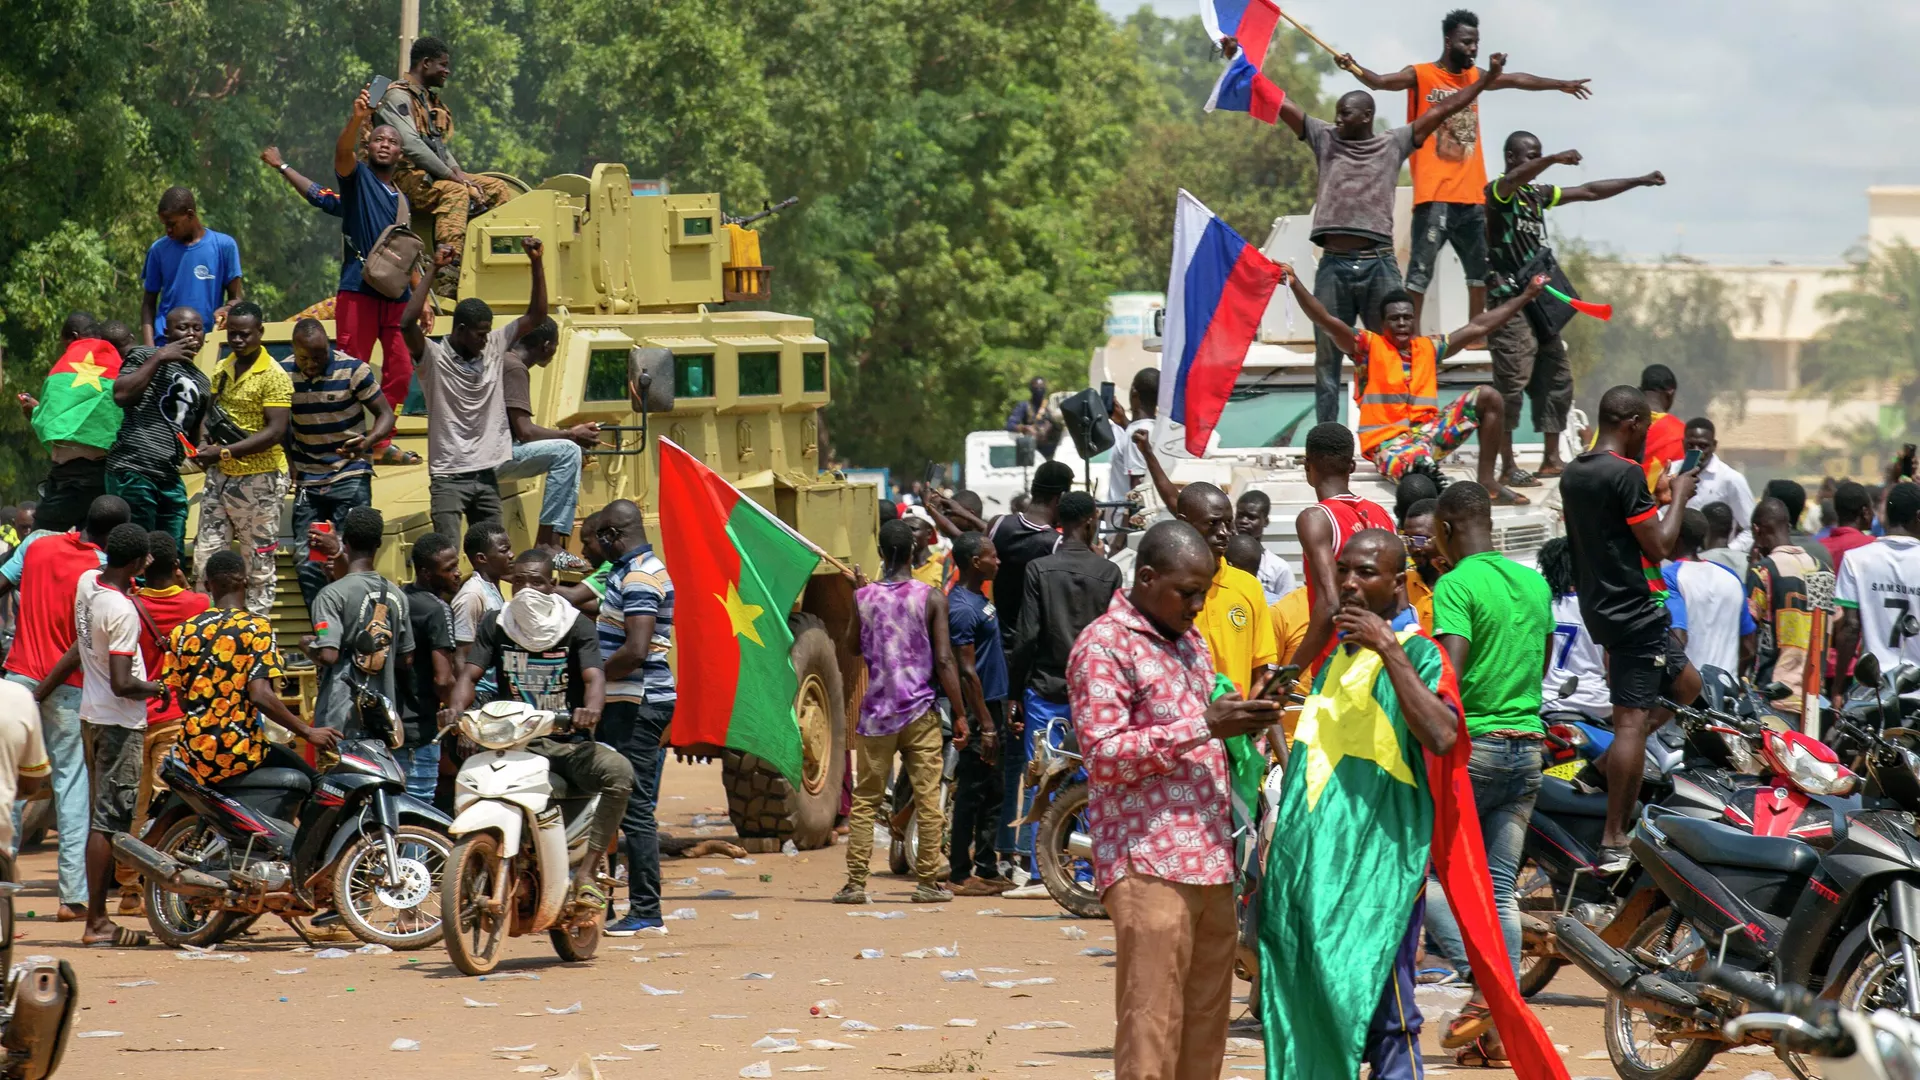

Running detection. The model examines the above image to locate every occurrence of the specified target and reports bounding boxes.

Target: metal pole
[398,0,419,79]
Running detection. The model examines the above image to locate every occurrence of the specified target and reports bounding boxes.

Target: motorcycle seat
[1660,815,1816,876]
[214,767,312,795]
[1536,777,1609,818]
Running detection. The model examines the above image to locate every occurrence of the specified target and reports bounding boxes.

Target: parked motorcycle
[440,700,610,976]
[1020,712,1103,919]
[0,852,74,1079]
[1710,964,1920,1080]
[114,734,453,950]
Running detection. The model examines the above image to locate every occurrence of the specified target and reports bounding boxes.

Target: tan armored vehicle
[187,164,875,851]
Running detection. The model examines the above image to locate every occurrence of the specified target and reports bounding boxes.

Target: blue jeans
[1000,691,1072,862]
[291,475,373,611]
[391,743,442,802]
[1311,247,1404,423]
[1424,735,1544,978]
[495,439,583,534]
[602,700,672,920]
[5,674,88,905]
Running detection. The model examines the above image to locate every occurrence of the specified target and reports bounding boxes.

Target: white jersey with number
[1544,594,1612,718]
[1835,535,1920,673]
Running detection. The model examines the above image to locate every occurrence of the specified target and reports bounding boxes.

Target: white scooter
[1712,964,1920,1080]
[441,700,608,976]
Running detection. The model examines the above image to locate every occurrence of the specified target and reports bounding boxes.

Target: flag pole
[1275,9,1347,65]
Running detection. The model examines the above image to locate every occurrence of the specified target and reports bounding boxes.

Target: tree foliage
[1803,241,1920,435]
[0,1,1327,496]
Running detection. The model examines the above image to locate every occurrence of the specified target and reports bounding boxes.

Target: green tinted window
[489,234,526,254]
[683,216,714,237]
[739,352,780,396]
[585,349,627,402]
[802,351,826,394]
[988,445,1017,468]
[675,354,715,398]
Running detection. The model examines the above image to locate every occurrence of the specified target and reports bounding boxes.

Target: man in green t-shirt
[1422,480,1553,1061]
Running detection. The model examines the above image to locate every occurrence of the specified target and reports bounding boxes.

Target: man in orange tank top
[1337,9,1589,328]
[1282,265,1547,506]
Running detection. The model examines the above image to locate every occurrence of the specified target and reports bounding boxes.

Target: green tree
[1802,241,1920,435]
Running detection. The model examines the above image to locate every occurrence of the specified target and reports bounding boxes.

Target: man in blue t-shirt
[946,530,1010,896]
[139,187,243,346]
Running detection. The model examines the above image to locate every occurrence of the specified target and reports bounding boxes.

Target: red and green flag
[1258,629,1567,1080]
[655,438,820,785]
[31,338,123,451]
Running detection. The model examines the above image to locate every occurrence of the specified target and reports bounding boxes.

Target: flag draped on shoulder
[1259,628,1568,1080]
[1201,0,1285,122]
[32,338,123,451]
[1157,190,1283,458]
[654,438,820,786]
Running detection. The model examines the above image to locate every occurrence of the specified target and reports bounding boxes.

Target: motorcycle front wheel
[443,834,508,976]
[333,825,451,950]
[1603,914,1718,1080]
[1036,782,1106,920]
[1516,860,1565,997]
[551,852,606,963]
[144,817,246,949]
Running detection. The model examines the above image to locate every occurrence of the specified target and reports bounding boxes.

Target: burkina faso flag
[32,338,123,451]
[655,437,820,785]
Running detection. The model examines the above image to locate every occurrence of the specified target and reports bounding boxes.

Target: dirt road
[26,759,1636,1079]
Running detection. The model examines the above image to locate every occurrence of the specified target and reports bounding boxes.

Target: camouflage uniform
[375,78,515,264]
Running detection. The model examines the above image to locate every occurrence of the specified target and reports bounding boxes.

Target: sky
[1099,0,1920,263]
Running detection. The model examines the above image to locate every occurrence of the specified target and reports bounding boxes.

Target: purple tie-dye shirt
[856,579,935,736]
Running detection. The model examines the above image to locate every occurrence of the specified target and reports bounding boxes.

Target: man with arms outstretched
[1268,47,1508,424]
[1337,8,1589,327]
[1280,263,1548,504]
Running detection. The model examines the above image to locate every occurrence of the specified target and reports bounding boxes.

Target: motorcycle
[440,700,610,976]
[1020,711,1103,919]
[114,729,453,950]
[0,852,75,1079]
[1711,964,1920,1080]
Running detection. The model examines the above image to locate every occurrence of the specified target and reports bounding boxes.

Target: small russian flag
[1158,190,1284,458]
[1201,0,1286,123]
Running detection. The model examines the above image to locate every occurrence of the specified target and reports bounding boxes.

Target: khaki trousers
[394,167,518,257]
[1107,873,1238,1080]
[846,710,944,886]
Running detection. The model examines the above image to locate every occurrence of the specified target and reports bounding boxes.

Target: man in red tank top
[1289,423,1396,673]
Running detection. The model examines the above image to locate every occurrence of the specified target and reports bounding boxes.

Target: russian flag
[1202,0,1285,123]
[1158,190,1284,458]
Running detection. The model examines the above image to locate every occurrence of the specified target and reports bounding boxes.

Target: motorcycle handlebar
[1703,964,1854,1057]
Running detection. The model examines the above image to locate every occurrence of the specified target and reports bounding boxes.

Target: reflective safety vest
[1354,331,1439,454]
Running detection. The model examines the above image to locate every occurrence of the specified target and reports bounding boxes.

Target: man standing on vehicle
[839,520,970,906]
[449,548,628,907]
[1272,51,1506,423]
[376,37,518,286]
[285,318,396,613]
[1337,8,1590,328]
[1069,520,1281,1080]
[190,301,292,617]
[1560,386,1703,868]
[401,237,548,543]
[106,308,210,548]
[139,187,243,347]
[307,507,413,743]
[595,501,678,936]
[1834,482,1920,689]
[1289,422,1396,675]
[497,318,600,572]
[1423,482,1553,1061]
[1005,377,1062,462]
[1104,368,1159,532]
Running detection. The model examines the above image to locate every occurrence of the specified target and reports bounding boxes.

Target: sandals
[1441,1001,1496,1048]
[571,881,610,911]
[1490,485,1532,507]
[1454,1033,1511,1068]
[374,446,423,466]
[86,925,152,948]
[1502,467,1542,488]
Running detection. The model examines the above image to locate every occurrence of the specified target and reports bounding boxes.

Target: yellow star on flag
[68,350,108,392]
[717,581,766,647]
[1291,647,1417,810]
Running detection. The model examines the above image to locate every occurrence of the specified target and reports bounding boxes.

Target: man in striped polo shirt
[283,317,396,611]
[595,499,677,936]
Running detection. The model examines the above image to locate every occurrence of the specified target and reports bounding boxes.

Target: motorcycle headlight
[1716,728,1768,774]
[1768,731,1857,796]
[460,711,523,751]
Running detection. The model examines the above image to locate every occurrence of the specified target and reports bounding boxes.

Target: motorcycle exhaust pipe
[1553,915,1707,1017]
[1068,831,1093,861]
[2,959,77,1080]
[112,832,227,897]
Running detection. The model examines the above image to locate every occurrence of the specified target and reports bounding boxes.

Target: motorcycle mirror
[1855,654,1884,690]
[1762,681,1797,702]
[1558,676,1579,699]
[1897,664,1920,695]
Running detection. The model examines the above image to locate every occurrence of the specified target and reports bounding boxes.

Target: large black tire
[443,834,507,977]
[143,817,247,949]
[551,852,606,963]
[724,616,847,851]
[1036,783,1107,920]
[332,825,450,950]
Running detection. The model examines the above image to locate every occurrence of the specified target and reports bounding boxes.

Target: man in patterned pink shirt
[1067,521,1281,1080]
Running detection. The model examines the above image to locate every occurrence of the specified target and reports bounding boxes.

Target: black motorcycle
[114,736,453,950]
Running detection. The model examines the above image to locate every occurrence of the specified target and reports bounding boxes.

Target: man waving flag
[655,438,819,785]
[1202,0,1285,122]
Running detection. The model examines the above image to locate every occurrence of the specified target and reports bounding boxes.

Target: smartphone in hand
[1678,447,1704,475]
[1258,665,1303,701]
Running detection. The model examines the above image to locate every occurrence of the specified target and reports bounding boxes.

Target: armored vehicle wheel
[724,616,847,851]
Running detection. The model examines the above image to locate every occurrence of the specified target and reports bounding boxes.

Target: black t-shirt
[398,583,455,745]
[988,513,1062,646]
[1485,179,1559,299]
[466,609,603,714]
[106,346,211,479]
[1560,449,1669,649]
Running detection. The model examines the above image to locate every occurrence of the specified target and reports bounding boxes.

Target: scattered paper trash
[673,877,700,887]
[1003,1020,1073,1030]
[810,999,841,1016]
[656,951,686,958]
[1080,948,1116,957]
[274,968,307,975]
[986,978,1056,989]
[735,857,757,865]
[803,1040,855,1051]
[175,949,248,963]
[902,943,960,959]
[782,840,799,856]
[782,1068,827,1074]
[732,912,761,921]
[390,1038,421,1052]
[665,908,699,920]
[841,1020,880,1032]
[857,949,885,960]
[974,908,1003,916]
[314,948,352,960]
[754,1036,799,1051]
[947,1018,978,1028]
[464,997,499,1008]
[495,1044,538,1053]
[711,1014,750,1020]
[547,1002,584,1015]
[640,984,683,996]
[1225,1037,1264,1055]
[979,967,1021,974]
[767,1028,801,1034]
[847,910,906,920]
[741,972,775,980]
[591,1055,631,1062]
[895,1023,935,1031]
[741,1062,773,1078]
[514,1066,550,1075]
[1061,926,1088,940]
[620,1044,662,1052]
[699,889,737,899]
[699,867,727,875]
[76,1031,123,1039]
[480,972,541,981]
[1017,1062,1055,1068]
[941,970,978,982]
[115,979,158,988]
[357,942,394,955]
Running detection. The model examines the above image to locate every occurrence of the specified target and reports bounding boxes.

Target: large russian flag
[1158,190,1284,458]
[1201,0,1285,123]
